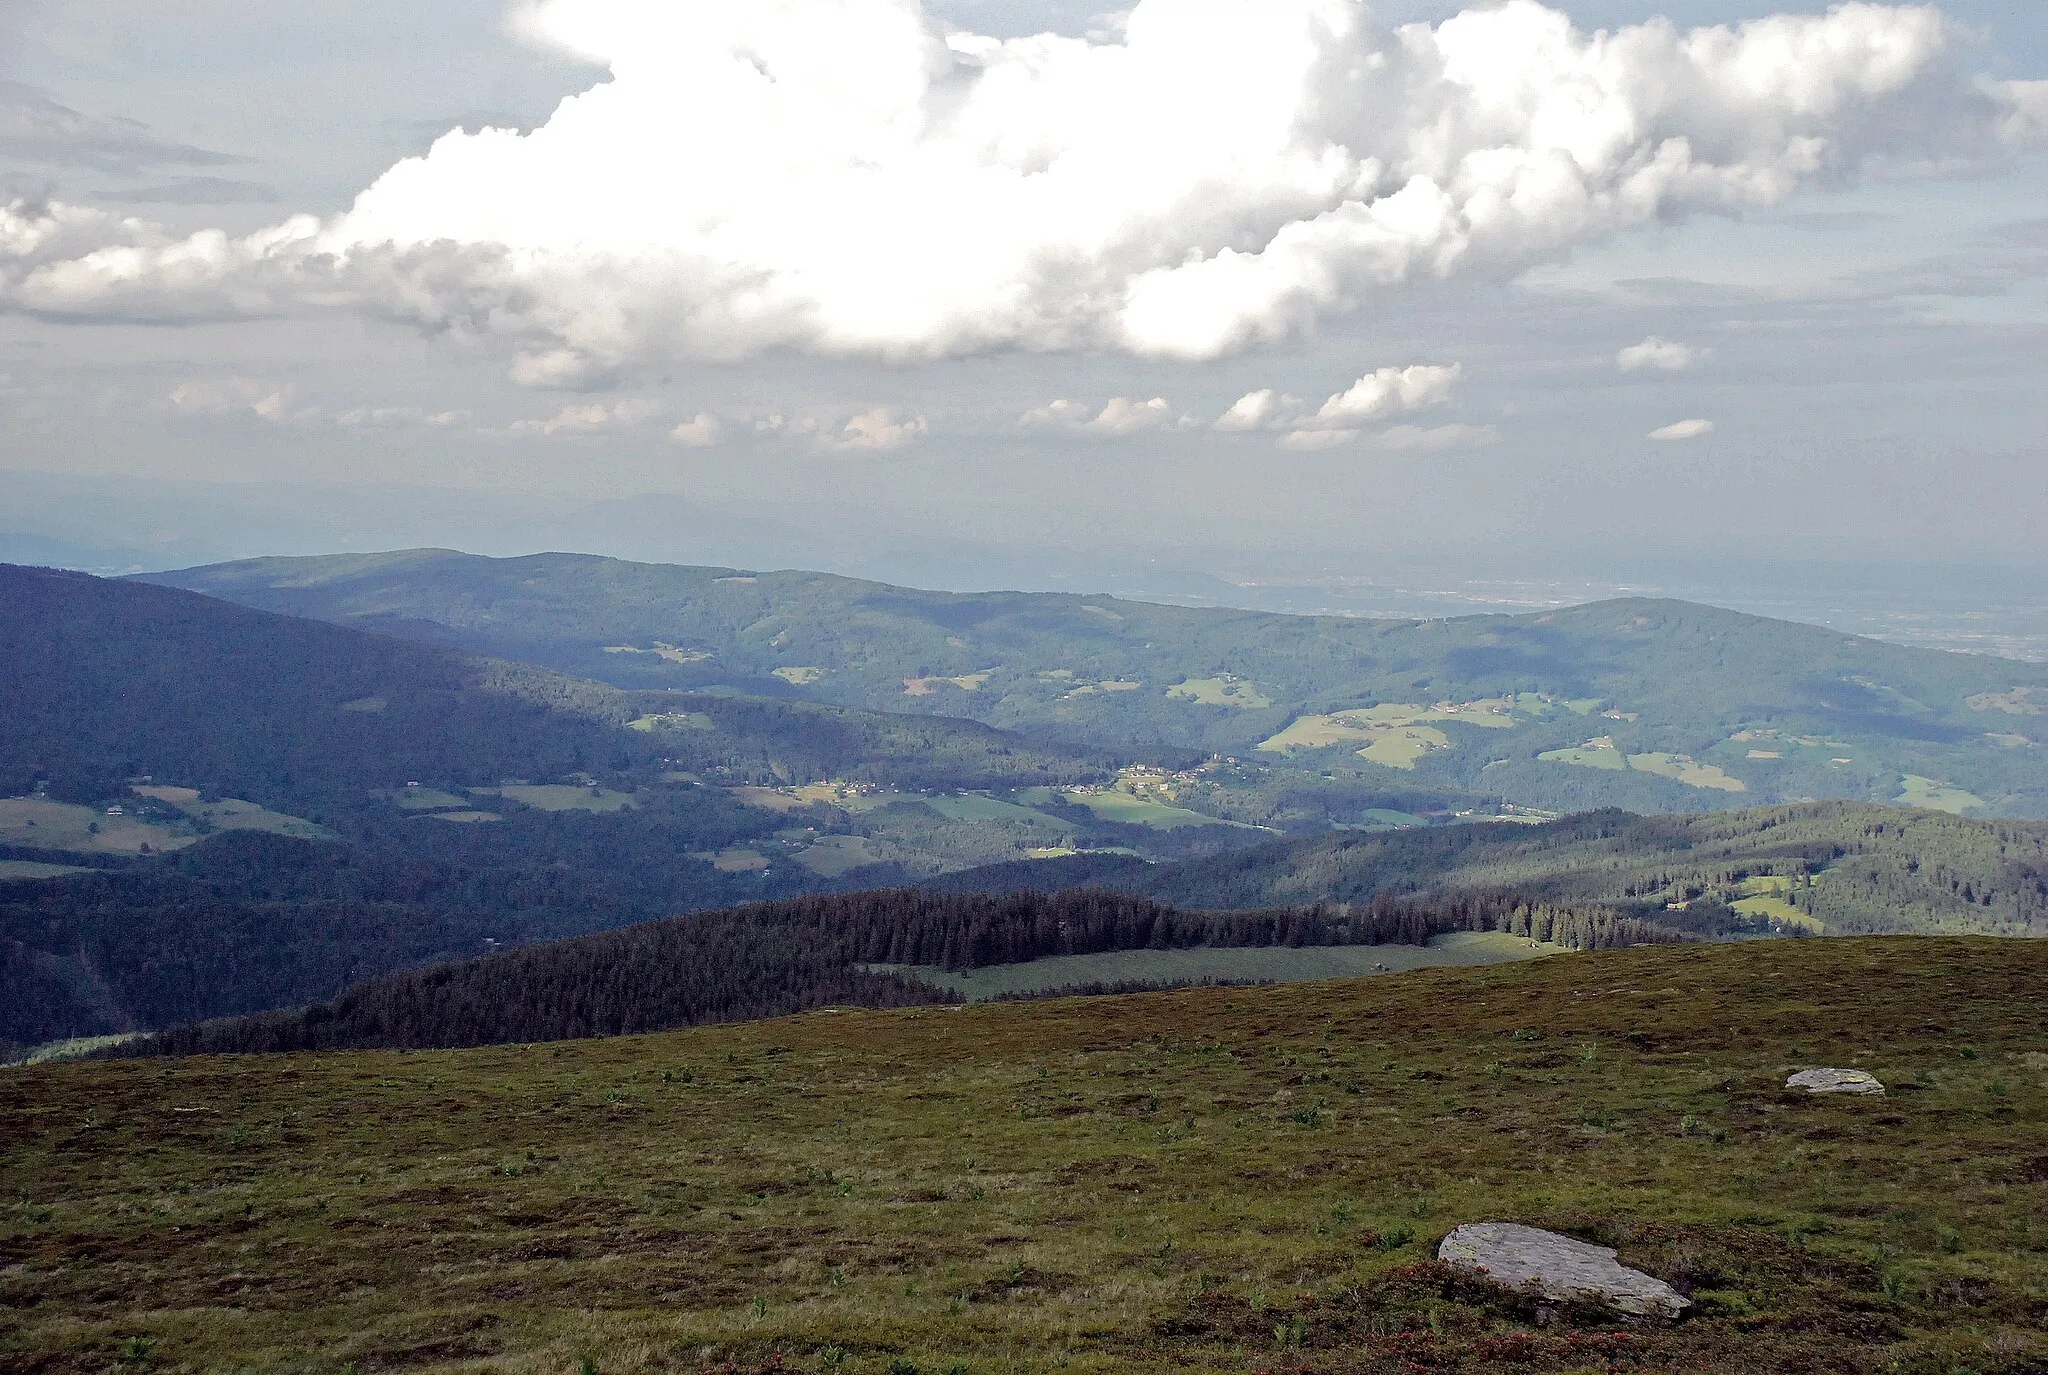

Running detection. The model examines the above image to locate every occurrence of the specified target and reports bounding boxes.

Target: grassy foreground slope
[4,938,2044,1374]
[145,550,2048,816]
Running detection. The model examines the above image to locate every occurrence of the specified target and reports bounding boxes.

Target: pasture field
[1538,740,1628,771]
[471,785,640,814]
[131,788,337,839]
[872,932,1560,1000]
[920,796,1070,829]
[375,787,473,811]
[1728,877,1825,935]
[0,860,91,882]
[1258,701,1522,757]
[792,836,888,878]
[1062,790,1240,830]
[628,712,717,733]
[1167,677,1275,710]
[0,797,193,855]
[1354,725,1450,771]
[1897,776,1987,816]
[1,1034,142,1067]
[1539,746,1748,792]
[3,937,2044,1375]
[422,811,504,824]
[1625,755,1747,794]
[1348,809,1432,830]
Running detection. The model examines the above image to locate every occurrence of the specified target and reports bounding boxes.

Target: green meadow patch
[1539,743,1747,792]
[871,931,1560,1000]
[470,784,640,814]
[1167,676,1275,710]
[0,860,91,883]
[1896,775,1986,815]
[0,797,192,856]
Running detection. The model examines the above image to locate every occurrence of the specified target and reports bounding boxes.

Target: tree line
[122,885,1677,1056]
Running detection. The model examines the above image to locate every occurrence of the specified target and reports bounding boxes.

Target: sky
[0,0,2045,601]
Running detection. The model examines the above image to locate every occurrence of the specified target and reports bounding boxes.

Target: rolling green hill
[6,937,2045,1374]
[144,550,2048,818]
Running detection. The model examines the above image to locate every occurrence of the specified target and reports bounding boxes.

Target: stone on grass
[1437,1223,1691,1318]
[1786,1068,1885,1096]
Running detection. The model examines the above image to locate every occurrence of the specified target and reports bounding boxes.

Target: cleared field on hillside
[0,860,91,882]
[1167,676,1274,709]
[0,798,192,855]
[1061,790,1240,830]
[871,931,1558,999]
[1897,775,1986,815]
[470,785,638,813]
[132,787,337,839]
[4,938,2043,1375]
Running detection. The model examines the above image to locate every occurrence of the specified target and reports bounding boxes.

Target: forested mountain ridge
[1,563,1117,816]
[937,801,2048,940]
[145,549,2048,817]
[0,563,648,810]
[123,886,1674,1056]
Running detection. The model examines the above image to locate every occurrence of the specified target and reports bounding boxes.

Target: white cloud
[1222,362,1463,446]
[1617,336,1706,372]
[1222,363,1460,435]
[1025,394,1178,435]
[509,398,657,436]
[164,377,297,421]
[1213,388,1296,432]
[818,406,927,452]
[1302,364,1461,430]
[3,1,2044,374]
[1649,418,1715,440]
[668,412,722,446]
[1020,399,1095,428]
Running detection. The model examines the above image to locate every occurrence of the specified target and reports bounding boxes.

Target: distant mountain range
[5,556,2047,1057]
[147,549,2048,818]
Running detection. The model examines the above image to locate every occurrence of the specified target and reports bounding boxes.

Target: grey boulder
[1437,1223,1691,1318]
[1786,1068,1885,1096]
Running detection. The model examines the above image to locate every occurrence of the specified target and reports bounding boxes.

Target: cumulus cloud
[1213,388,1295,431]
[669,412,722,446]
[1220,362,1462,445]
[509,398,658,436]
[164,377,298,421]
[1649,417,1715,440]
[1022,395,1179,434]
[1301,364,1461,429]
[1617,336,1706,372]
[817,406,928,452]
[2,1,2045,375]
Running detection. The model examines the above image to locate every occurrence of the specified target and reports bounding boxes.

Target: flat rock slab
[1437,1223,1691,1318]
[1787,1068,1885,1096]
